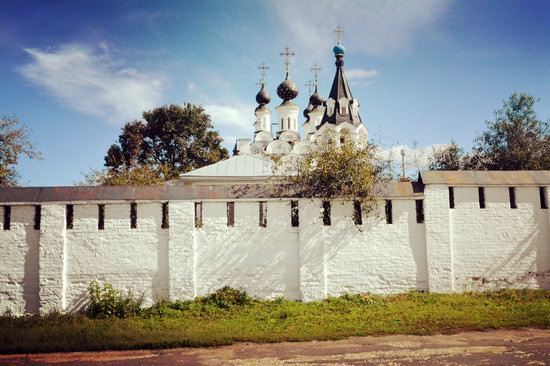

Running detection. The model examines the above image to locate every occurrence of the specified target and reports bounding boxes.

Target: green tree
[273,134,389,215]
[429,93,550,171]
[0,116,41,187]
[85,104,229,185]
[428,140,465,171]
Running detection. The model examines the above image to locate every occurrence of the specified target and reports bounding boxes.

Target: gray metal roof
[0,181,422,204]
[182,155,274,177]
[420,170,550,186]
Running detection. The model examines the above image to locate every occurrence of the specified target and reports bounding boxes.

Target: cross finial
[334,26,344,43]
[257,62,269,86]
[279,47,295,76]
[311,63,321,86]
[305,80,315,96]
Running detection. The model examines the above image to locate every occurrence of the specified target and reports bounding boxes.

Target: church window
[385,200,392,224]
[98,204,105,230]
[340,105,348,115]
[449,187,455,209]
[416,200,424,224]
[66,204,74,230]
[259,202,267,227]
[478,187,485,209]
[3,206,11,230]
[509,187,517,209]
[194,202,203,228]
[162,202,169,229]
[130,203,137,229]
[540,187,548,209]
[34,205,41,230]
[227,202,235,227]
[287,117,291,130]
[322,201,331,226]
[291,201,299,227]
[353,201,362,225]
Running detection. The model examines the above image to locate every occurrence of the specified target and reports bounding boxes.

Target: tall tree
[429,93,550,171]
[85,103,229,185]
[0,116,41,187]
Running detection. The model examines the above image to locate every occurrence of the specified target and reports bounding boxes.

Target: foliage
[2,289,550,353]
[0,116,41,187]
[272,133,389,215]
[429,93,550,171]
[85,280,143,319]
[84,104,229,185]
[428,140,465,171]
[197,286,252,309]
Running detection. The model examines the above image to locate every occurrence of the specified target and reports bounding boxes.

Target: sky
[0,0,549,186]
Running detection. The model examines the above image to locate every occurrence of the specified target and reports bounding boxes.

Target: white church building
[1,40,550,314]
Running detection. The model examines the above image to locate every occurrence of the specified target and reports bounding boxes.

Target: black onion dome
[309,86,324,107]
[255,84,271,105]
[276,77,299,101]
[303,104,313,119]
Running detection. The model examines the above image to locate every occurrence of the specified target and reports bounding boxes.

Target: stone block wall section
[1,171,550,314]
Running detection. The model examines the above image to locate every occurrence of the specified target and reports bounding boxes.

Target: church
[1,37,550,315]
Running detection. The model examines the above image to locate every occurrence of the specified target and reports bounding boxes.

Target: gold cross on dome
[279,47,295,75]
[311,63,321,85]
[334,26,344,42]
[257,62,269,86]
[305,80,314,95]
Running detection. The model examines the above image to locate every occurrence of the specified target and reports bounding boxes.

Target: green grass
[1,289,550,354]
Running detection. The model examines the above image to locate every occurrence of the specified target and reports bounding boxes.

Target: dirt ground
[1,328,549,365]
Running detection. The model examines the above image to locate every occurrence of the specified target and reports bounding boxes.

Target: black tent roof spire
[319,31,362,128]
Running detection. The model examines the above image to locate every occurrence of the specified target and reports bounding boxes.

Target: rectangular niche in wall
[98,204,105,230]
[161,202,169,229]
[449,187,455,209]
[509,187,517,209]
[540,187,548,209]
[385,200,392,224]
[3,206,11,230]
[194,202,203,228]
[322,201,331,226]
[66,204,74,230]
[291,201,299,227]
[478,187,485,209]
[34,205,41,230]
[353,200,362,225]
[259,201,267,227]
[227,202,235,227]
[130,203,137,229]
[416,200,424,224]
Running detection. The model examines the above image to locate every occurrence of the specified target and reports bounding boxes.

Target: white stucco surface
[1,181,550,314]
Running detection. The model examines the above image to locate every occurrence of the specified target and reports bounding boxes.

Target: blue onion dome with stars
[277,77,299,101]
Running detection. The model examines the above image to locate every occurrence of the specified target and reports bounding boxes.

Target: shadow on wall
[23,225,40,313]
[195,202,300,300]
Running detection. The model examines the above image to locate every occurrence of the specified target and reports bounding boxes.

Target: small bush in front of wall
[197,286,252,309]
[86,280,143,318]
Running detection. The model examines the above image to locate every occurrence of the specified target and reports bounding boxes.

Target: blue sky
[1,0,549,186]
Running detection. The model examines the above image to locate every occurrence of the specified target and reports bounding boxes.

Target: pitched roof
[420,170,550,186]
[181,155,274,177]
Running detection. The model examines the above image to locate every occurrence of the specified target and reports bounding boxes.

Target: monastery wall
[1,182,549,314]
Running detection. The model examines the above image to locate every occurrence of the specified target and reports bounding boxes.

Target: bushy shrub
[86,280,143,318]
[198,286,252,309]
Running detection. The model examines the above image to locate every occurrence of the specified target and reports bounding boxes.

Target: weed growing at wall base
[1,288,549,354]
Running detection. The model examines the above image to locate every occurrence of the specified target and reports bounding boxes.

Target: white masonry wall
[1,185,549,314]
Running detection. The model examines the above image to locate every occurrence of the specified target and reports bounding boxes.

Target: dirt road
[1,328,549,365]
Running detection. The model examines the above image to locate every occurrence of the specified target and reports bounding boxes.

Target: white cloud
[203,104,252,136]
[346,68,378,80]
[272,0,450,57]
[19,44,167,123]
